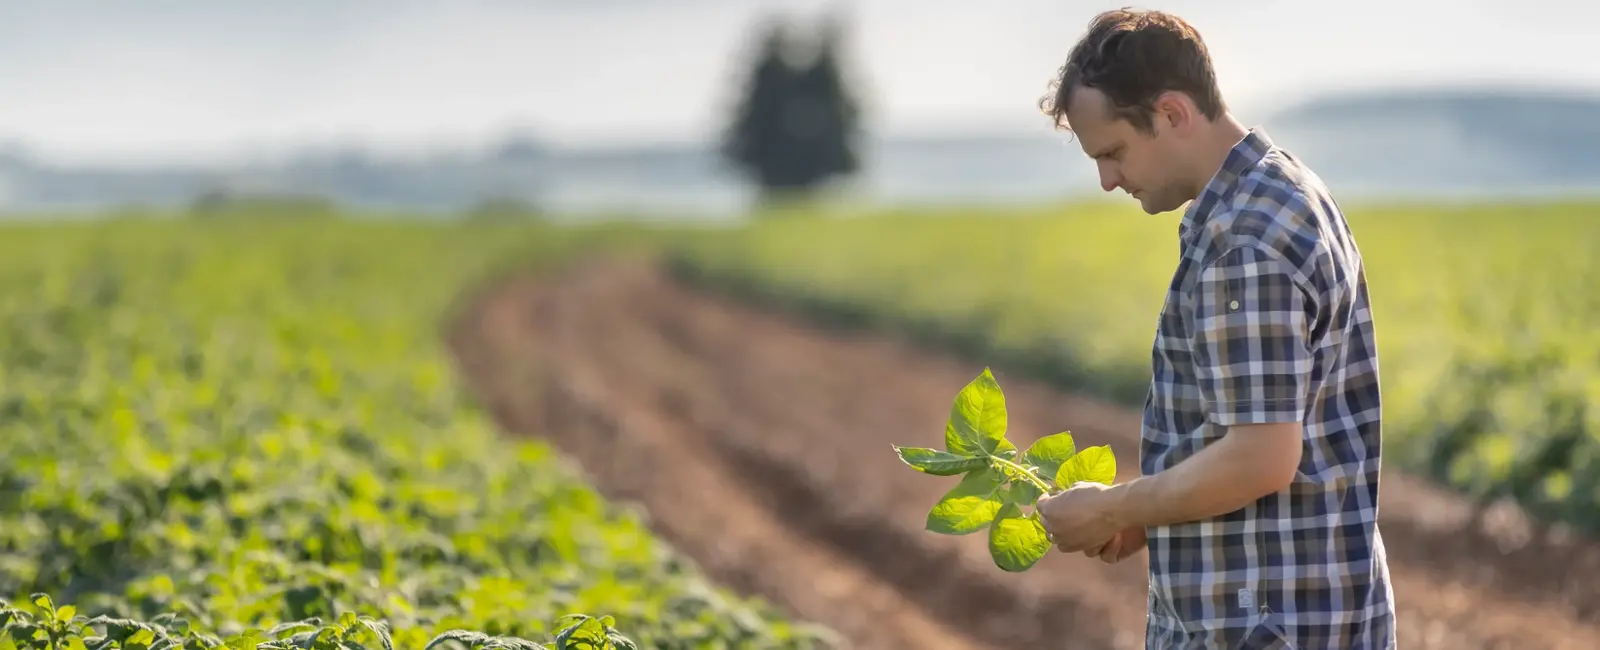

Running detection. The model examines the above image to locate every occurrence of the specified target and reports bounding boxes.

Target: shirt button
[1228,300,1240,310]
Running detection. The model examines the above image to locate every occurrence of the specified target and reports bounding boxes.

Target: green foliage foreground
[669,199,1600,534]
[2,593,632,649]
[0,218,831,649]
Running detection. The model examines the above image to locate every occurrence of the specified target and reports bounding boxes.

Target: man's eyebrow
[1088,143,1118,159]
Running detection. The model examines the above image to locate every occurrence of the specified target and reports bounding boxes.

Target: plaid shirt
[1140,128,1396,648]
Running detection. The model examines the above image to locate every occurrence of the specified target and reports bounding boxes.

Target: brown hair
[1039,8,1226,135]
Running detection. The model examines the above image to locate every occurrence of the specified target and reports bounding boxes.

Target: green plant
[0,594,640,650]
[891,368,1116,572]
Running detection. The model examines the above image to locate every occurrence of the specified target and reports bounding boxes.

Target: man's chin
[1134,194,1183,215]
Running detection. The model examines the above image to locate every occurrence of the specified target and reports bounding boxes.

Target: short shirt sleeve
[1189,243,1316,427]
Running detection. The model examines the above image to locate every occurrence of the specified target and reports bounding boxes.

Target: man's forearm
[1109,422,1302,529]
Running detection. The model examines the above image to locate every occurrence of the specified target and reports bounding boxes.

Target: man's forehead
[1064,85,1113,121]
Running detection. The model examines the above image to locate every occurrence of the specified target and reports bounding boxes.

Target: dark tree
[793,15,862,180]
[721,14,863,207]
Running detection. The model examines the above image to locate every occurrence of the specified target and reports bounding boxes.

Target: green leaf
[891,445,986,476]
[226,633,263,650]
[1056,445,1117,486]
[944,368,1014,457]
[987,503,1052,572]
[424,631,489,650]
[54,606,75,623]
[7,624,39,644]
[1007,479,1042,506]
[127,628,156,650]
[555,614,611,649]
[606,631,640,650]
[268,621,316,639]
[926,466,1006,535]
[1022,431,1076,487]
[353,619,394,650]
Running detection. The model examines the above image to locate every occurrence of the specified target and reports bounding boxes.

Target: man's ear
[1153,90,1192,132]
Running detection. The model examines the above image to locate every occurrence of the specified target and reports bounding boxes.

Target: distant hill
[1261,86,1600,197]
[1,85,1597,217]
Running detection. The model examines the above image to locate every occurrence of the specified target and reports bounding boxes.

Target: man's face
[1063,86,1187,214]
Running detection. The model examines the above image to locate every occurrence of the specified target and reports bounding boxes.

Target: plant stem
[990,456,1057,495]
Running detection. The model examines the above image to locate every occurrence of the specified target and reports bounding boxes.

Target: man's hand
[1081,525,1146,564]
[1036,482,1126,554]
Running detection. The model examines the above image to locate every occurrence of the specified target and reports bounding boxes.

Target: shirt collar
[1178,127,1274,239]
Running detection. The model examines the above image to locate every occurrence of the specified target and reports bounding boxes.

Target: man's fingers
[1053,536,1112,555]
[1092,537,1121,562]
[1056,539,1090,553]
[1079,531,1120,558]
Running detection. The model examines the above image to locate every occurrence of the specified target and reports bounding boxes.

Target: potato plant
[0,594,637,649]
[893,368,1115,572]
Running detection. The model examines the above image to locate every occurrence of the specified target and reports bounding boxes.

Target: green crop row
[2,592,636,649]
[0,215,832,649]
[665,199,1600,533]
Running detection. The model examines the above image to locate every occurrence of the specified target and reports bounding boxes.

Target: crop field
[0,216,830,649]
[4,199,1600,650]
[666,199,1600,533]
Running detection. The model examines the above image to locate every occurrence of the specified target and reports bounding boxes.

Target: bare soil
[444,256,1600,650]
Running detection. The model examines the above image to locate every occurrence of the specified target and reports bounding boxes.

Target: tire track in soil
[445,256,1600,650]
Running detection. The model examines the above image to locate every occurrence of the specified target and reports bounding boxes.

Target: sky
[1,0,1597,166]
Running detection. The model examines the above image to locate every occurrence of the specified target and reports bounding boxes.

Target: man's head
[1040,8,1240,214]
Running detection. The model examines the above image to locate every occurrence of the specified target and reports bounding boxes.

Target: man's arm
[1110,242,1315,529]
[1111,421,1302,528]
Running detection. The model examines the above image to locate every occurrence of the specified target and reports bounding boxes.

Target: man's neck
[1184,114,1249,198]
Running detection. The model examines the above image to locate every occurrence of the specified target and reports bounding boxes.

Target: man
[1032,8,1396,649]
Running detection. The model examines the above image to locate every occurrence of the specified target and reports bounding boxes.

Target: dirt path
[445,256,1600,650]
